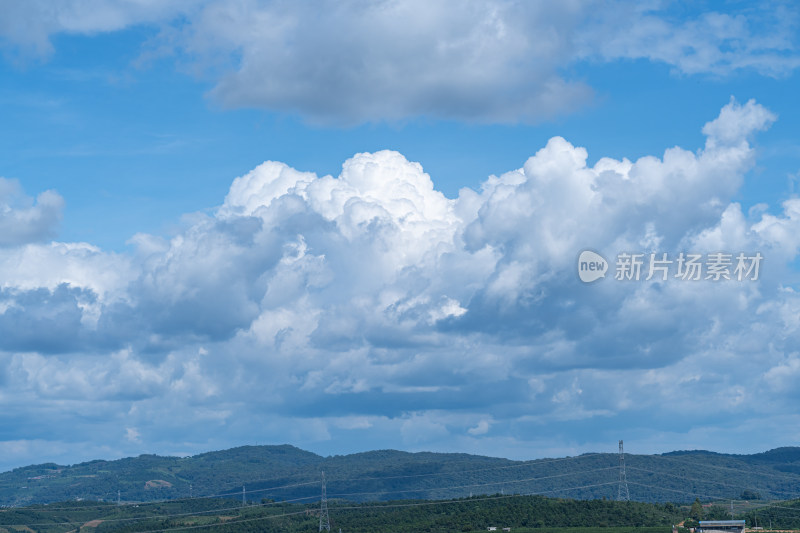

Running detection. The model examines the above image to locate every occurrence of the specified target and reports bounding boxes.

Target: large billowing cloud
[1,1,798,123]
[1,98,798,470]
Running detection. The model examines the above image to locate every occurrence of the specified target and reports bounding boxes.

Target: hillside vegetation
[2,446,800,507]
[0,494,686,533]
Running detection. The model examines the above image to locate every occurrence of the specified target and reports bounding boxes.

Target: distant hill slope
[2,445,800,507]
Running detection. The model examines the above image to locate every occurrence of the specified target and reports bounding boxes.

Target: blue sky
[1,0,800,474]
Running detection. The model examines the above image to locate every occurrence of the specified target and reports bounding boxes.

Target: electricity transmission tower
[618,440,630,501]
[319,472,331,532]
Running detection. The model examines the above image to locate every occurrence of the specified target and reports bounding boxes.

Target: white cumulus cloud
[2,98,800,470]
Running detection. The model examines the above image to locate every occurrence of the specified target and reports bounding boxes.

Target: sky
[1,0,800,474]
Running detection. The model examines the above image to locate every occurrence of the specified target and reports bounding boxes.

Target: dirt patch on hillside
[145,480,173,490]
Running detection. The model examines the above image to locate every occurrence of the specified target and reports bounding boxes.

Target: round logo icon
[578,250,608,283]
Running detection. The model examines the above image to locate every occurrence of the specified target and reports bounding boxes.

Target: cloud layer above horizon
[2,0,799,124]
[2,98,799,471]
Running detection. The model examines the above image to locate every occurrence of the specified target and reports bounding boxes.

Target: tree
[691,498,704,521]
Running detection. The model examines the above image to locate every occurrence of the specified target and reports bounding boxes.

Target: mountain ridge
[3,445,800,507]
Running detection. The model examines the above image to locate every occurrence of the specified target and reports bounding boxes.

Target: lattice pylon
[319,471,331,532]
[618,440,630,501]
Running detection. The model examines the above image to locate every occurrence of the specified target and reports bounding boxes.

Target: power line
[127,482,621,533]
[626,481,798,506]
[0,477,620,530]
[15,448,800,513]
[626,466,800,498]
[627,480,800,521]
[330,482,619,514]
[649,454,800,482]
[95,487,800,533]
[11,451,612,512]
[22,478,800,533]
[11,461,800,533]
[327,466,619,499]
[32,449,737,515]
[0,481,616,533]
[10,449,800,522]
[128,510,311,533]
[20,480,321,511]
[14,454,612,513]
[4,495,322,528]
[325,452,609,484]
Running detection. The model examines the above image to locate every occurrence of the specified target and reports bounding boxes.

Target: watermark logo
[578,250,608,283]
[577,250,763,283]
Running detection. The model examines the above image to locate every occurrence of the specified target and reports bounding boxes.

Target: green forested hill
[2,445,800,507]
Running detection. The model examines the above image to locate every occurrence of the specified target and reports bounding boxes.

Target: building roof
[699,521,746,526]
